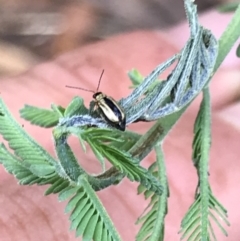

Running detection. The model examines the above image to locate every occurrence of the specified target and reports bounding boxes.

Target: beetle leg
[89,101,97,114]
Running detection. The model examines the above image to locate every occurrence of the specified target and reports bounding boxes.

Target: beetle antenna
[65,85,95,93]
[66,69,104,93]
[96,69,104,92]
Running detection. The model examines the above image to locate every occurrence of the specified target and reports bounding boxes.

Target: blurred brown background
[0,0,227,76]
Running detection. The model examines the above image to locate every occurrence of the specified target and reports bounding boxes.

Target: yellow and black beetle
[66,70,126,131]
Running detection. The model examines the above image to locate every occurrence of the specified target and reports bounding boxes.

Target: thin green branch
[130,106,188,161]
[214,3,240,72]
[148,146,168,241]
[195,88,211,239]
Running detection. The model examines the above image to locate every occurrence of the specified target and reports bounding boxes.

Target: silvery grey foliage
[59,115,109,129]
[61,0,218,130]
[121,0,218,124]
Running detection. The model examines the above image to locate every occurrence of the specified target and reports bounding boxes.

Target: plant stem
[214,3,240,73]
[130,106,187,161]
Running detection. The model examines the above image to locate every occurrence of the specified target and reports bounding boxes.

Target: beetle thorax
[93,92,105,101]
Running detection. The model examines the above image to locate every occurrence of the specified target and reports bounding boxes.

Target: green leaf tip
[64,96,89,117]
[128,69,145,87]
[20,104,60,127]
[180,192,229,241]
[218,2,239,13]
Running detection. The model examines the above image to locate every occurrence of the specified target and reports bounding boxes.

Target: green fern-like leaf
[64,96,89,117]
[55,126,162,195]
[0,143,67,190]
[0,133,78,204]
[20,104,61,127]
[59,176,122,241]
[0,100,73,191]
[0,143,45,184]
[0,118,121,241]
[86,137,162,195]
[136,146,169,241]
[180,89,229,240]
[82,129,162,194]
[192,89,211,168]
[0,99,58,170]
[180,190,229,241]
